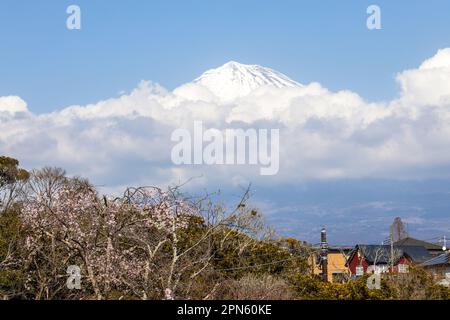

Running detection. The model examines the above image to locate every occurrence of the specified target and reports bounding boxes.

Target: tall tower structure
[320,227,329,282]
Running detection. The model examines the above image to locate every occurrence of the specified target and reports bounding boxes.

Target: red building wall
[348,252,369,274]
[347,251,412,275]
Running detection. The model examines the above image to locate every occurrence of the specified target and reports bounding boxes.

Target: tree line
[0,156,448,300]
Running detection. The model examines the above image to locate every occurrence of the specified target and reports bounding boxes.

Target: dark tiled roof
[353,245,432,264]
[394,237,442,251]
[328,246,354,253]
[422,252,450,267]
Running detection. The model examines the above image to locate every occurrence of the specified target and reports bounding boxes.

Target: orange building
[312,246,353,283]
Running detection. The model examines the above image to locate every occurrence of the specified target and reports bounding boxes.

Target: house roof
[328,246,354,253]
[421,252,450,267]
[310,246,354,254]
[348,245,432,265]
[394,237,442,251]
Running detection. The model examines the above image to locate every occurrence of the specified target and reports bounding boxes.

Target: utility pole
[390,228,394,273]
[320,227,329,282]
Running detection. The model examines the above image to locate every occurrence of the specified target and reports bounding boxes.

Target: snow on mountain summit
[174,61,302,103]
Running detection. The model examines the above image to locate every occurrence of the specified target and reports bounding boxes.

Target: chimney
[320,226,329,282]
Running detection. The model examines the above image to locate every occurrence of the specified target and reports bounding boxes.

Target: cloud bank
[2,49,450,193]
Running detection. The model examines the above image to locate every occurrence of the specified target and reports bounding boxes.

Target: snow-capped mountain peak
[178,61,302,102]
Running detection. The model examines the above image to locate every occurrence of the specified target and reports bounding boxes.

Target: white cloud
[2,49,450,191]
[0,96,29,114]
[396,48,450,108]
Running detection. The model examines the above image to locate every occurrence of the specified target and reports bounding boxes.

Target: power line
[214,255,303,272]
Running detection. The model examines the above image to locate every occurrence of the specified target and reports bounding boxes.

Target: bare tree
[359,246,403,275]
[390,217,408,243]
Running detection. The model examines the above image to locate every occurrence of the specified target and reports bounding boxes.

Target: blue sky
[1,1,450,245]
[1,1,450,113]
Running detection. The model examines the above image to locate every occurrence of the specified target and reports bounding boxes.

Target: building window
[356,266,364,276]
[398,264,409,274]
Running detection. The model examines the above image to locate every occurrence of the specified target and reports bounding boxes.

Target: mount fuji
[174,61,303,103]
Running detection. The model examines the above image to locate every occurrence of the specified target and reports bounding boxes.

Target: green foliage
[385,266,450,300]
[210,231,309,279]
[0,206,26,298]
[291,268,450,300]
[0,207,22,259]
[0,156,29,188]
[291,274,393,300]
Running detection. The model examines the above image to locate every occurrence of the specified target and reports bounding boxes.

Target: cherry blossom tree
[18,169,266,300]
